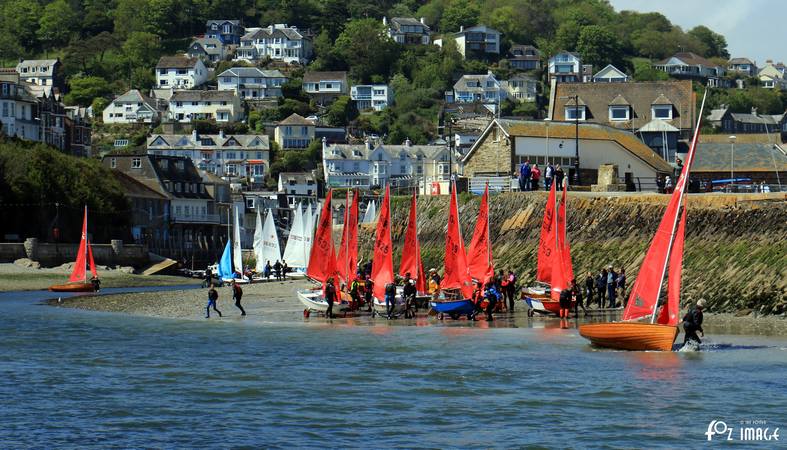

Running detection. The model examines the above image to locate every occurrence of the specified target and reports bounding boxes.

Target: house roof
[302,71,347,83]
[218,67,286,78]
[608,94,630,106]
[147,133,270,149]
[729,57,755,65]
[638,119,679,133]
[113,89,158,108]
[509,44,540,60]
[455,25,500,35]
[16,59,59,71]
[206,19,240,26]
[693,143,787,172]
[323,142,449,161]
[169,90,237,102]
[156,56,200,69]
[391,17,428,29]
[729,113,778,125]
[549,80,695,131]
[658,52,719,68]
[111,171,169,200]
[243,25,304,41]
[464,118,673,173]
[278,113,315,126]
[707,107,728,122]
[453,73,497,91]
[593,64,627,80]
[190,37,223,55]
[278,172,315,185]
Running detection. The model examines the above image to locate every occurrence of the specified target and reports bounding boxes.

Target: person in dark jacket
[571,279,587,317]
[558,288,572,319]
[324,277,337,318]
[596,269,607,308]
[402,274,417,318]
[384,282,397,319]
[206,284,222,318]
[273,260,283,280]
[682,299,705,346]
[506,269,517,312]
[231,280,246,316]
[584,272,595,308]
[519,161,531,191]
[617,268,627,306]
[607,266,618,308]
[364,277,373,312]
[484,282,499,321]
[554,164,565,189]
[203,267,213,288]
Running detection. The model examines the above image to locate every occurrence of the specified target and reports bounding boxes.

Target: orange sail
[307,189,338,285]
[624,90,706,322]
[399,192,427,293]
[556,181,574,284]
[442,181,473,298]
[371,185,394,300]
[68,206,98,282]
[466,184,494,283]
[536,181,557,284]
[336,189,359,283]
[658,208,687,326]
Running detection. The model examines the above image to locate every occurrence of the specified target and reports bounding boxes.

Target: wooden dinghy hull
[579,322,678,352]
[49,282,96,293]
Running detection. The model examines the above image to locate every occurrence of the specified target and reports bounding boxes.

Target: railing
[469,176,514,193]
[171,213,221,224]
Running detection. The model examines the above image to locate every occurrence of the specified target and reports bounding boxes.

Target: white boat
[297,288,352,315]
[282,202,309,271]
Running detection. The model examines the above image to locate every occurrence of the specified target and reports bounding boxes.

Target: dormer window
[565,106,586,121]
[652,105,673,120]
[609,106,630,121]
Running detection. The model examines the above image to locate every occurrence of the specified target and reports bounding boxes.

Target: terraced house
[235,24,313,65]
[167,90,242,123]
[102,90,161,124]
[217,67,287,100]
[146,130,270,181]
[302,71,348,104]
[205,20,244,45]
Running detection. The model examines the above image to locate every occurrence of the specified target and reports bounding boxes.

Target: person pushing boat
[682,299,705,347]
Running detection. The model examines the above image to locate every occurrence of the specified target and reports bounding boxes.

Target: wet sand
[0,263,191,292]
[48,279,787,336]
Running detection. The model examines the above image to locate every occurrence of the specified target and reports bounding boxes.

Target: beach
[0,262,191,292]
[48,279,787,336]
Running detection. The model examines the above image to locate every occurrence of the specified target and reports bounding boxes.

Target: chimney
[459,25,464,32]
[405,137,411,147]
[365,137,372,150]
[192,129,199,142]
[420,17,426,25]
[382,16,387,26]
[219,129,225,139]
[751,106,758,116]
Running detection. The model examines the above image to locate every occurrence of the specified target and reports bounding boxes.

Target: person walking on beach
[544,163,554,191]
[571,278,587,317]
[231,280,246,316]
[206,284,222,318]
[596,269,607,308]
[531,164,541,191]
[90,275,101,292]
[324,277,336,319]
[607,266,618,308]
[682,299,705,346]
[203,267,213,288]
[584,271,595,309]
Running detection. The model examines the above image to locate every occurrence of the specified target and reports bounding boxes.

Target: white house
[0,72,41,142]
[147,130,270,181]
[452,72,505,104]
[102,89,160,124]
[167,90,243,123]
[322,138,454,189]
[277,172,318,207]
[15,59,64,93]
[434,25,501,59]
[592,64,629,82]
[501,74,538,102]
[302,71,348,104]
[235,24,313,65]
[274,113,316,149]
[727,57,757,77]
[350,84,392,111]
[155,56,208,89]
[217,67,287,100]
[384,17,430,45]
[186,37,225,64]
[653,52,726,87]
[758,62,786,89]
[549,51,582,83]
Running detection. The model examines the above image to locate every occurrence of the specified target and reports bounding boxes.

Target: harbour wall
[358,192,787,315]
[1,239,148,268]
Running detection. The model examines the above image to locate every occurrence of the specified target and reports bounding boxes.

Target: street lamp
[559,95,581,185]
[729,135,736,192]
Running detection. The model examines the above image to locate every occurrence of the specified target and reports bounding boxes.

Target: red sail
[536,181,557,284]
[307,189,338,284]
[466,184,494,283]
[399,193,427,293]
[659,208,687,326]
[68,206,89,282]
[557,181,574,284]
[372,185,394,300]
[87,239,98,278]
[442,181,473,298]
[336,190,358,283]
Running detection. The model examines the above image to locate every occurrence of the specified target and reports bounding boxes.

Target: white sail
[260,208,282,267]
[253,209,264,272]
[304,202,315,265]
[233,206,243,273]
[282,203,307,269]
[363,200,377,223]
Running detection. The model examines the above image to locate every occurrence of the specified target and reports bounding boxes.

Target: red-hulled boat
[50,206,99,292]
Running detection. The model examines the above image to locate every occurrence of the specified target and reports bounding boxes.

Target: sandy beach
[47,278,787,336]
[0,262,192,292]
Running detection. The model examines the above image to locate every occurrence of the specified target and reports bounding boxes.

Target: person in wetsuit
[324,277,337,319]
[484,281,500,321]
[384,282,397,319]
[559,287,572,319]
[682,299,706,346]
[402,273,417,318]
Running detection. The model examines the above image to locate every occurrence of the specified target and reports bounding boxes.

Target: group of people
[261,260,289,281]
[583,266,627,310]
[205,279,247,319]
[517,161,566,192]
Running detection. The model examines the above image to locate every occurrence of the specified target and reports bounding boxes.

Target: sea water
[1,290,785,448]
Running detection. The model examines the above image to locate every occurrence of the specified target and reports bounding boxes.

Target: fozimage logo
[705,420,780,442]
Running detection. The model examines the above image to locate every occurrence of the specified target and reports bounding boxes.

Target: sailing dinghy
[281,202,308,277]
[50,206,99,292]
[523,180,575,315]
[253,208,282,281]
[579,90,707,351]
[430,180,476,320]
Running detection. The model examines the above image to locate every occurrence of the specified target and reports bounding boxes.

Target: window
[246,198,255,209]
[652,105,672,119]
[609,106,629,121]
[132,158,142,168]
[565,106,585,120]
[301,126,308,135]
[110,158,117,168]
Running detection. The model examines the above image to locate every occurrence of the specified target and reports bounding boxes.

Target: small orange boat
[49,282,96,293]
[579,322,678,351]
[49,206,100,293]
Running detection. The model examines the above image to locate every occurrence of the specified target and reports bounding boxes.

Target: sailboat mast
[649,90,707,323]
[84,205,88,283]
[485,183,491,270]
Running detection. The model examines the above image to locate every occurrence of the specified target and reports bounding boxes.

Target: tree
[439,0,480,32]
[325,96,358,126]
[144,0,176,37]
[333,19,399,83]
[554,20,582,52]
[63,32,119,75]
[131,67,156,90]
[688,25,729,59]
[64,76,112,106]
[113,0,149,38]
[1,0,41,53]
[576,25,622,69]
[632,59,668,81]
[38,0,78,48]
[122,32,162,69]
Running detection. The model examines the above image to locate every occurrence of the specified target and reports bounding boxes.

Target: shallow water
[1,290,786,448]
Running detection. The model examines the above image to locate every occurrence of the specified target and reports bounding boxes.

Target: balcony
[171,213,220,224]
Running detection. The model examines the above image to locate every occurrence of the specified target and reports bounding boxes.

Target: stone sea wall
[358,192,787,315]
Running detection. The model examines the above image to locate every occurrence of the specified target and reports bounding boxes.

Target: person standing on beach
[682,299,705,346]
[264,261,272,280]
[385,282,397,319]
[531,164,541,191]
[544,163,554,191]
[596,269,607,308]
[364,276,373,312]
[584,272,595,308]
[617,268,627,307]
[324,277,336,319]
[607,266,618,308]
[282,260,289,279]
[571,279,587,317]
[206,284,222,318]
[555,164,565,189]
[204,267,213,288]
[506,269,516,312]
[273,260,283,281]
[231,280,246,316]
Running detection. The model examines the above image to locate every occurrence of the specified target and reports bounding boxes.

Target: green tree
[334,19,399,83]
[1,0,41,55]
[688,25,729,58]
[632,59,668,81]
[64,76,112,106]
[113,0,149,38]
[131,67,156,90]
[554,20,581,52]
[144,0,176,37]
[91,97,110,118]
[439,0,480,32]
[63,32,119,74]
[38,0,78,48]
[122,32,162,69]
[325,96,358,126]
[576,25,622,69]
